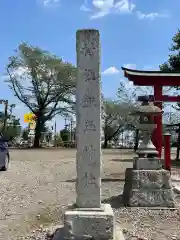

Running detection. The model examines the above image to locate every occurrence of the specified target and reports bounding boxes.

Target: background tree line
[2,30,180,157]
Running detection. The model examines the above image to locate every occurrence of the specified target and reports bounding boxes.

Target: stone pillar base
[61,204,123,240]
[123,169,175,207]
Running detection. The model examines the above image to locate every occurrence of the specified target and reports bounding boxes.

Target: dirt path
[0,149,77,239]
[0,149,132,239]
[0,149,180,240]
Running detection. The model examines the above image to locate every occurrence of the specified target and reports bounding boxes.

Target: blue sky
[0,0,180,130]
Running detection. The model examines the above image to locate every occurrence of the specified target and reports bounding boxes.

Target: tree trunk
[103,138,108,148]
[33,119,44,148]
[134,129,139,152]
[176,125,180,160]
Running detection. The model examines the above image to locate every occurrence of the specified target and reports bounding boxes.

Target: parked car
[0,133,10,171]
[19,140,28,148]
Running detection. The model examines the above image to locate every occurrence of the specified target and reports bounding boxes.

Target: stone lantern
[131,96,163,170]
[122,96,175,207]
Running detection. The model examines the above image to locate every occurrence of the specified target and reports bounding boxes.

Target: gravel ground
[0,149,180,240]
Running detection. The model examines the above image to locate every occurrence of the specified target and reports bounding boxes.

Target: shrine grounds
[0,148,180,240]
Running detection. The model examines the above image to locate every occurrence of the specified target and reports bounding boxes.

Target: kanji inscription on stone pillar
[76,29,101,208]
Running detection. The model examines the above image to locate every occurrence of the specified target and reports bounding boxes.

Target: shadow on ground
[65,178,125,183]
[103,150,134,156]
[111,158,133,163]
[102,195,124,209]
[52,226,67,240]
[9,147,68,151]
[172,160,180,169]
[66,195,125,209]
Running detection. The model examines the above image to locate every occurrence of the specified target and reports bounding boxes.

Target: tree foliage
[54,133,63,147]
[159,30,180,114]
[22,128,29,141]
[0,102,21,140]
[160,29,180,74]
[102,99,136,148]
[60,128,70,142]
[5,43,76,147]
[159,29,180,160]
[4,116,21,140]
[116,81,154,150]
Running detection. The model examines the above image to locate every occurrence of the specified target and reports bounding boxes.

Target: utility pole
[54,120,57,136]
[65,118,68,129]
[53,120,57,146]
[70,118,74,142]
[70,119,73,142]
[9,104,15,117]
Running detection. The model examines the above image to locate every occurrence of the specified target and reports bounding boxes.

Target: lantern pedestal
[123,169,175,207]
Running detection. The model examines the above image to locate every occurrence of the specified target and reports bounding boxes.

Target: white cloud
[81,0,169,21]
[91,11,109,19]
[102,66,120,75]
[41,0,60,7]
[114,0,135,13]
[81,0,136,20]
[102,64,136,76]
[136,11,169,20]
[80,4,92,12]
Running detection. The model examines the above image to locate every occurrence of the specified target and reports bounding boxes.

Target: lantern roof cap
[131,104,163,116]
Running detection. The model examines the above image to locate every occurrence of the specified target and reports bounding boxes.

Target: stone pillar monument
[63,29,119,240]
[75,29,101,208]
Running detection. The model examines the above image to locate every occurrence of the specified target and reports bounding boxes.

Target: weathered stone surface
[129,189,175,207]
[53,225,125,240]
[133,157,162,170]
[123,168,175,207]
[173,183,180,194]
[76,29,101,208]
[131,169,172,189]
[64,204,114,240]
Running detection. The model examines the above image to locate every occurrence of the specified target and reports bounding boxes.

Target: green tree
[160,29,180,73]
[6,43,76,148]
[160,29,180,160]
[54,133,63,147]
[60,128,70,147]
[4,116,21,140]
[22,128,29,141]
[102,99,136,148]
[115,82,141,149]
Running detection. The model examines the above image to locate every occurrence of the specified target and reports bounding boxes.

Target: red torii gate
[122,67,180,157]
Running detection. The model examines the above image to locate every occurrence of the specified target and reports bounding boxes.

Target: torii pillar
[152,85,163,158]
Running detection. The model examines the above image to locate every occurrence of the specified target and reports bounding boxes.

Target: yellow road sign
[24,113,36,123]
